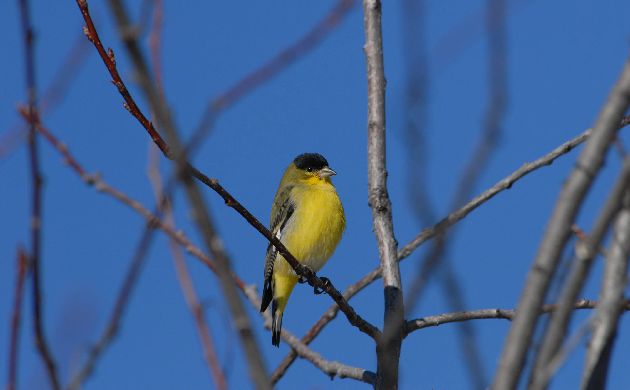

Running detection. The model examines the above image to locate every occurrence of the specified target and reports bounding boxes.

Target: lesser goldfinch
[260,153,346,347]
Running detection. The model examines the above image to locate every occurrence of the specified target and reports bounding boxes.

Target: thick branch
[581,193,630,389]
[362,0,402,389]
[492,58,630,390]
[530,156,630,388]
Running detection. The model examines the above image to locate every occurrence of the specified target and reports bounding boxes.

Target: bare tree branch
[404,299,630,335]
[6,248,28,390]
[581,193,630,389]
[492,58,630,390]
[530,156,630,389]
[18,1,61,388]
[277,326,376,385]
[362,0,402,388]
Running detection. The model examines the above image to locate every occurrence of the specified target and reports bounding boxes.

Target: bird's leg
[313,277,330,295]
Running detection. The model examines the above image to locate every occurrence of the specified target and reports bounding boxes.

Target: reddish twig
[78,0,170,157]
[6,248,29,390]
[18,0,61,389]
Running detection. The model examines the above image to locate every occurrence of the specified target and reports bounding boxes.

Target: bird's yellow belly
[275,187,345,275]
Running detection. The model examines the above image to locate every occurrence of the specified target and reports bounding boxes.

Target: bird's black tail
[271,298,282,347]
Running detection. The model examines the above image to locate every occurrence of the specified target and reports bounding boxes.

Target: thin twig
[404,299,630,335]
[251,289,376,385]
[492,58,630,390]
[277,326,376,385]
[6,248,28,390]
[79,0,171,156]
[18,0,61,388]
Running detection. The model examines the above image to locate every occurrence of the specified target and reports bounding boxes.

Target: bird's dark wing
[260,186,295,312]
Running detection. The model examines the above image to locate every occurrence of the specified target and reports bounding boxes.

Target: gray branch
[581,193,630,389]
[530,156,630,389]
[405,299,630,336]
[278,326,376,385]
[362,1,402,388]
[492,58,630,390]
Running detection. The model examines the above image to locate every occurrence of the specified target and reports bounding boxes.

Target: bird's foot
[313,277,330,295]
[297,275,308,284]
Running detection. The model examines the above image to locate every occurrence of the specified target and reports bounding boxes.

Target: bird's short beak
[318,166,337,178]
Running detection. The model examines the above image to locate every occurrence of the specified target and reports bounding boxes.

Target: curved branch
[582,194,630,389]
[530,156,630,387]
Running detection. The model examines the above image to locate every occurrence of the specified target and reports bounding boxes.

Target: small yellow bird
[260,153,345,347]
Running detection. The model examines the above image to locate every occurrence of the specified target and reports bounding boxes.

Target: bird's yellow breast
[275,182,345,275]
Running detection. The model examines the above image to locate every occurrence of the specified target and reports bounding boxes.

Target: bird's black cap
[294,153,329,171]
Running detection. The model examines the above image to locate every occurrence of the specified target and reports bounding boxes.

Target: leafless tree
[6,0,630,389]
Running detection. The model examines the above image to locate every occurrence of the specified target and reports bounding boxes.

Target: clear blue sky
[2,1,630,389]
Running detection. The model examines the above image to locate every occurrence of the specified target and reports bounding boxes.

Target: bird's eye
[306,167,313,172]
